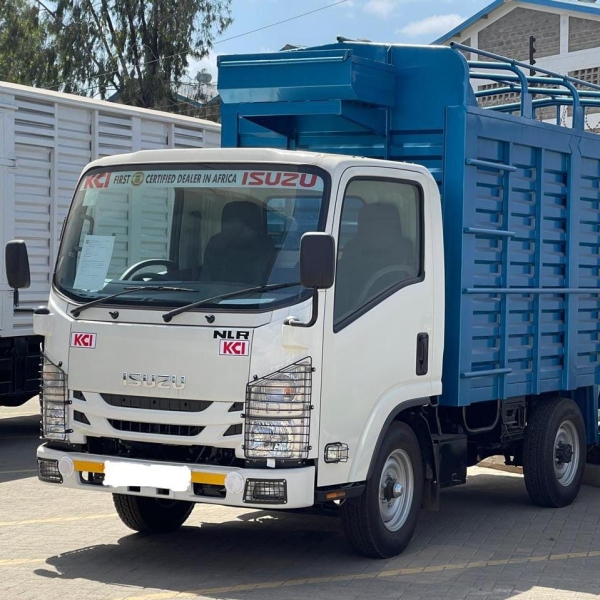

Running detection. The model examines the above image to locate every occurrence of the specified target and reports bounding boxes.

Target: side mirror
[5,240,31,290]
[286,233,335,329]
[300,233,335,290]
[5,240,32,313]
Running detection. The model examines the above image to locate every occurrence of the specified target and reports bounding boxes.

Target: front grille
[38,458,63,483]
[73,410,90,425]
[223,424,242,436]
[108,419,204,437]
[102,394,211,413]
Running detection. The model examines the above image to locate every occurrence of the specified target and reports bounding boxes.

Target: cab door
[318,166,439,487]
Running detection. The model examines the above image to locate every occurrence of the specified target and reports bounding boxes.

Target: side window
[338,196,365,252]
[334,178,423,329]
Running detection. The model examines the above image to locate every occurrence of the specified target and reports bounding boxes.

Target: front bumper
[37,444,315,510]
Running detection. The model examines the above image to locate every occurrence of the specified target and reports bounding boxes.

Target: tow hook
[555,442,573,464]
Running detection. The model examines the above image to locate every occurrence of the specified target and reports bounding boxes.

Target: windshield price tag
[73,235,115,292]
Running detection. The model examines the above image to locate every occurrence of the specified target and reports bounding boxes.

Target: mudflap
[433,434,468,488]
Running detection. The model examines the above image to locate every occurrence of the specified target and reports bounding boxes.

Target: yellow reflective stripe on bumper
[191,472,225,486]
[72,460,224,485]
[73,460,104,473]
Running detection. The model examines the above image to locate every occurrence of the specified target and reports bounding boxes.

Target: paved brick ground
[2,399,600,600]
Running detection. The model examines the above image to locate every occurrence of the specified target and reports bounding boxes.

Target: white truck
[6,42,600,559]
[0,83,220,406]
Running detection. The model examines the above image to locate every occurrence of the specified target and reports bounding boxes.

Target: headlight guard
[40,356,70,440]
[244,358,312,460]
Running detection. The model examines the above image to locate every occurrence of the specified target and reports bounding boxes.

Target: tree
[50,0,232,110]
[0,1,57,87]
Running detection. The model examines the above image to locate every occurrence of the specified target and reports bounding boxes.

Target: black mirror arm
[284,290,319,328]
[12,289,34,313]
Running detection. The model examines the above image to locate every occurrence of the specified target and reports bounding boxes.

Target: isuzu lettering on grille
[122,373,186,390]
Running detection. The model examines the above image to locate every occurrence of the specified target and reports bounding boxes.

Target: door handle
[416,332,429,376]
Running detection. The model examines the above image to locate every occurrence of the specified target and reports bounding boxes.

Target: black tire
[523,397,586,508]
[340,422,423,558]
[113,494,194,533]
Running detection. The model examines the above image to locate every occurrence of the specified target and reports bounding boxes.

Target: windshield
[55,164,329,312]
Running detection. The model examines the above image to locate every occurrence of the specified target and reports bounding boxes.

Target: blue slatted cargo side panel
[441,107,600,407]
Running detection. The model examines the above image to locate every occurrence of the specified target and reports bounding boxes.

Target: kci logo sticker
[219,340,249,356]
[82,173,110,189]
[71,332,97,348]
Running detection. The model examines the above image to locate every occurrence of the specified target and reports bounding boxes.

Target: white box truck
[0,83,220,406]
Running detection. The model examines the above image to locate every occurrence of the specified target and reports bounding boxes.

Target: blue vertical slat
[563,145,582,390]
[532,147,544,395]
[498,141,512,400]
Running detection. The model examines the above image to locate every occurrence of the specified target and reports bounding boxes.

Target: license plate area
[103,460,192,492]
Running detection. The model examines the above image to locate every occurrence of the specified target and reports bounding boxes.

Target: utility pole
[529,35,537,76]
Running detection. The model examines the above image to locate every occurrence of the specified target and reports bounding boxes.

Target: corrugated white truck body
[0,82,220,405]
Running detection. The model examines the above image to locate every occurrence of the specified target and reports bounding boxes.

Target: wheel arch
[367,401,436,481]
[347,397,435,484]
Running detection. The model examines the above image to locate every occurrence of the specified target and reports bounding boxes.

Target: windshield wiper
[162,282,302,323]
[71,286,194,317]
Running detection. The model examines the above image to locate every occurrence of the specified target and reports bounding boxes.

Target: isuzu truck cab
[6,42,600,558]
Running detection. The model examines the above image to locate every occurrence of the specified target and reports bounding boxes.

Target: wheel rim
[554,419,580,487]
[378,449,414,532]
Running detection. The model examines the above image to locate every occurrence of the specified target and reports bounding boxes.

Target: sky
[191,0,492,82]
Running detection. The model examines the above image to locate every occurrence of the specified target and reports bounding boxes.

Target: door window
[334,178,423,329]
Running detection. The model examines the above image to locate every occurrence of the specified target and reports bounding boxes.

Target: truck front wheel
[523,397,586,508]
[113,494,194,533]
[340,422,423,558]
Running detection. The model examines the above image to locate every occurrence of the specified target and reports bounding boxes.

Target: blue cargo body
[218,43,600,434]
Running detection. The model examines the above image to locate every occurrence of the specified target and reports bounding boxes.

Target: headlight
[246,421,294,458]
[244,359,312,460]
[256,373,299,404]
[41,357,70,440]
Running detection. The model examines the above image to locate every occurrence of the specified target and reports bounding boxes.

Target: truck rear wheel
[340,422,423,558]
[523,397,586,508]
[113,494,194,533]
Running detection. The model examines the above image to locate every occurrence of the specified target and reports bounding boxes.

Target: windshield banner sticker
[73,235,116,292]
[83,172,111,189]
[91,170,323,191]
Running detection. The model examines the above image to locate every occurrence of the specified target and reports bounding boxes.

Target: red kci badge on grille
[219,340,249,356]
[71,332,97,348]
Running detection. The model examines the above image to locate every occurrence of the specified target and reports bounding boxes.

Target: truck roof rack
[451,42,600,130]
